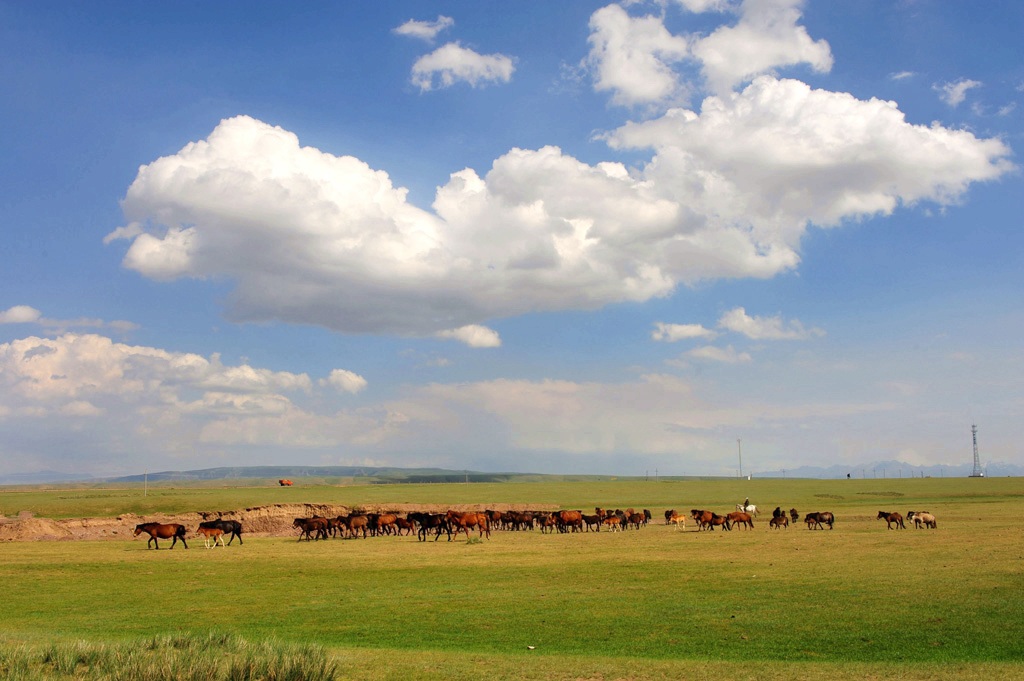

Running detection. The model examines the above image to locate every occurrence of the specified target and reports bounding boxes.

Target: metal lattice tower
[970,424,984,477]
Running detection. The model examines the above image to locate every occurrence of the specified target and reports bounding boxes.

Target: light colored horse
[908,511,937,529]
[667,511,686,531]
[736,504,759,516]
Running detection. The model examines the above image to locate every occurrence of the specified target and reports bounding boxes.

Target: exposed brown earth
[0,503,553,542]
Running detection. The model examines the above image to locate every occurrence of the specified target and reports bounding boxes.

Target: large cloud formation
[0,333,374,466]
[108,3,1013,340]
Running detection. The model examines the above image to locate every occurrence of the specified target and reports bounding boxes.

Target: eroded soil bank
[0,502,550,541]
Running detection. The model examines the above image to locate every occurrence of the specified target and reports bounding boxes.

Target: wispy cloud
[717,307,824,340]
[934,78,982,107]
[393,15,454,43]
[686,344,752,363]
[889,70,915,81]
[0,305,138,334]
[652,322,717,342]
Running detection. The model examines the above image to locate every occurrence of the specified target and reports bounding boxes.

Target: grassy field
[1,476,1022,680]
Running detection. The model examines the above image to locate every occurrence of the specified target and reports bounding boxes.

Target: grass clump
[0,633,339,681]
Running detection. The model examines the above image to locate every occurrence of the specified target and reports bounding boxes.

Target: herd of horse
[290,508,656,542]
[670,506,837,531]
[132,505,939,548]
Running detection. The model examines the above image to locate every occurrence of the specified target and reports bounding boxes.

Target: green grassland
[1,476,1022,680]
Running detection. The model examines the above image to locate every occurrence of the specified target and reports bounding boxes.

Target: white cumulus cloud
[436,324,502,348]
[691,0,833,94]
[411,42,515,91]
[0,305,42,324]
[587,4,691,107]
[320,369,368,394]
[108,80,1011,338]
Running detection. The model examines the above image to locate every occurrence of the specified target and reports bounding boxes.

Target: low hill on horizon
[3,460,1019,486]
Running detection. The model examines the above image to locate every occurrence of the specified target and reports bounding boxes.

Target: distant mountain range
[2,460,1020,486]
[753,459,1023,479]
[0,466,545,486]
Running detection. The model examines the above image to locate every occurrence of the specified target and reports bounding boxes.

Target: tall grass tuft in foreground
[0,633,339,681]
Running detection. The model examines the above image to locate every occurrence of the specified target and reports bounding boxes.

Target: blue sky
[1,1,1021,478]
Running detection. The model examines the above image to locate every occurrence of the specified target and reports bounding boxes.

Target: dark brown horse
[877,511,906,529]
[408,512,450,542]
[769,515,789,529]
[394,517,415,536]
[293,517,329,541]
[198,519,243,545]
[134,522,188,549]
[707,513,731,531]
[804,512,835,530]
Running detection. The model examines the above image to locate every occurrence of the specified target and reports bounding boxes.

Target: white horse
[736,503,759,516]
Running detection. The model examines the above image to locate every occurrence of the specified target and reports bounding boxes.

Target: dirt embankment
[0,502,547,542]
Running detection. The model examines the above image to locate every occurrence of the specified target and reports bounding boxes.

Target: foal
[196,526,226,548]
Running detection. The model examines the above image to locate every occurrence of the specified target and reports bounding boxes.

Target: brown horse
[278,479,293,486]
[293,517,329,541]
[706,513,731,531]
[877,511,906,530]
[726,511,754,529]
[446,510,491,541]
[804,512,834,530]
[394,517,415,536]
[538,513,558,534]
[134,522,188,549]
[557,510,583,533]
[195,526,225,548]
[769,515,789,529]
[337,514,368,539]
[601,515,622,532]
[690,509,730,531]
